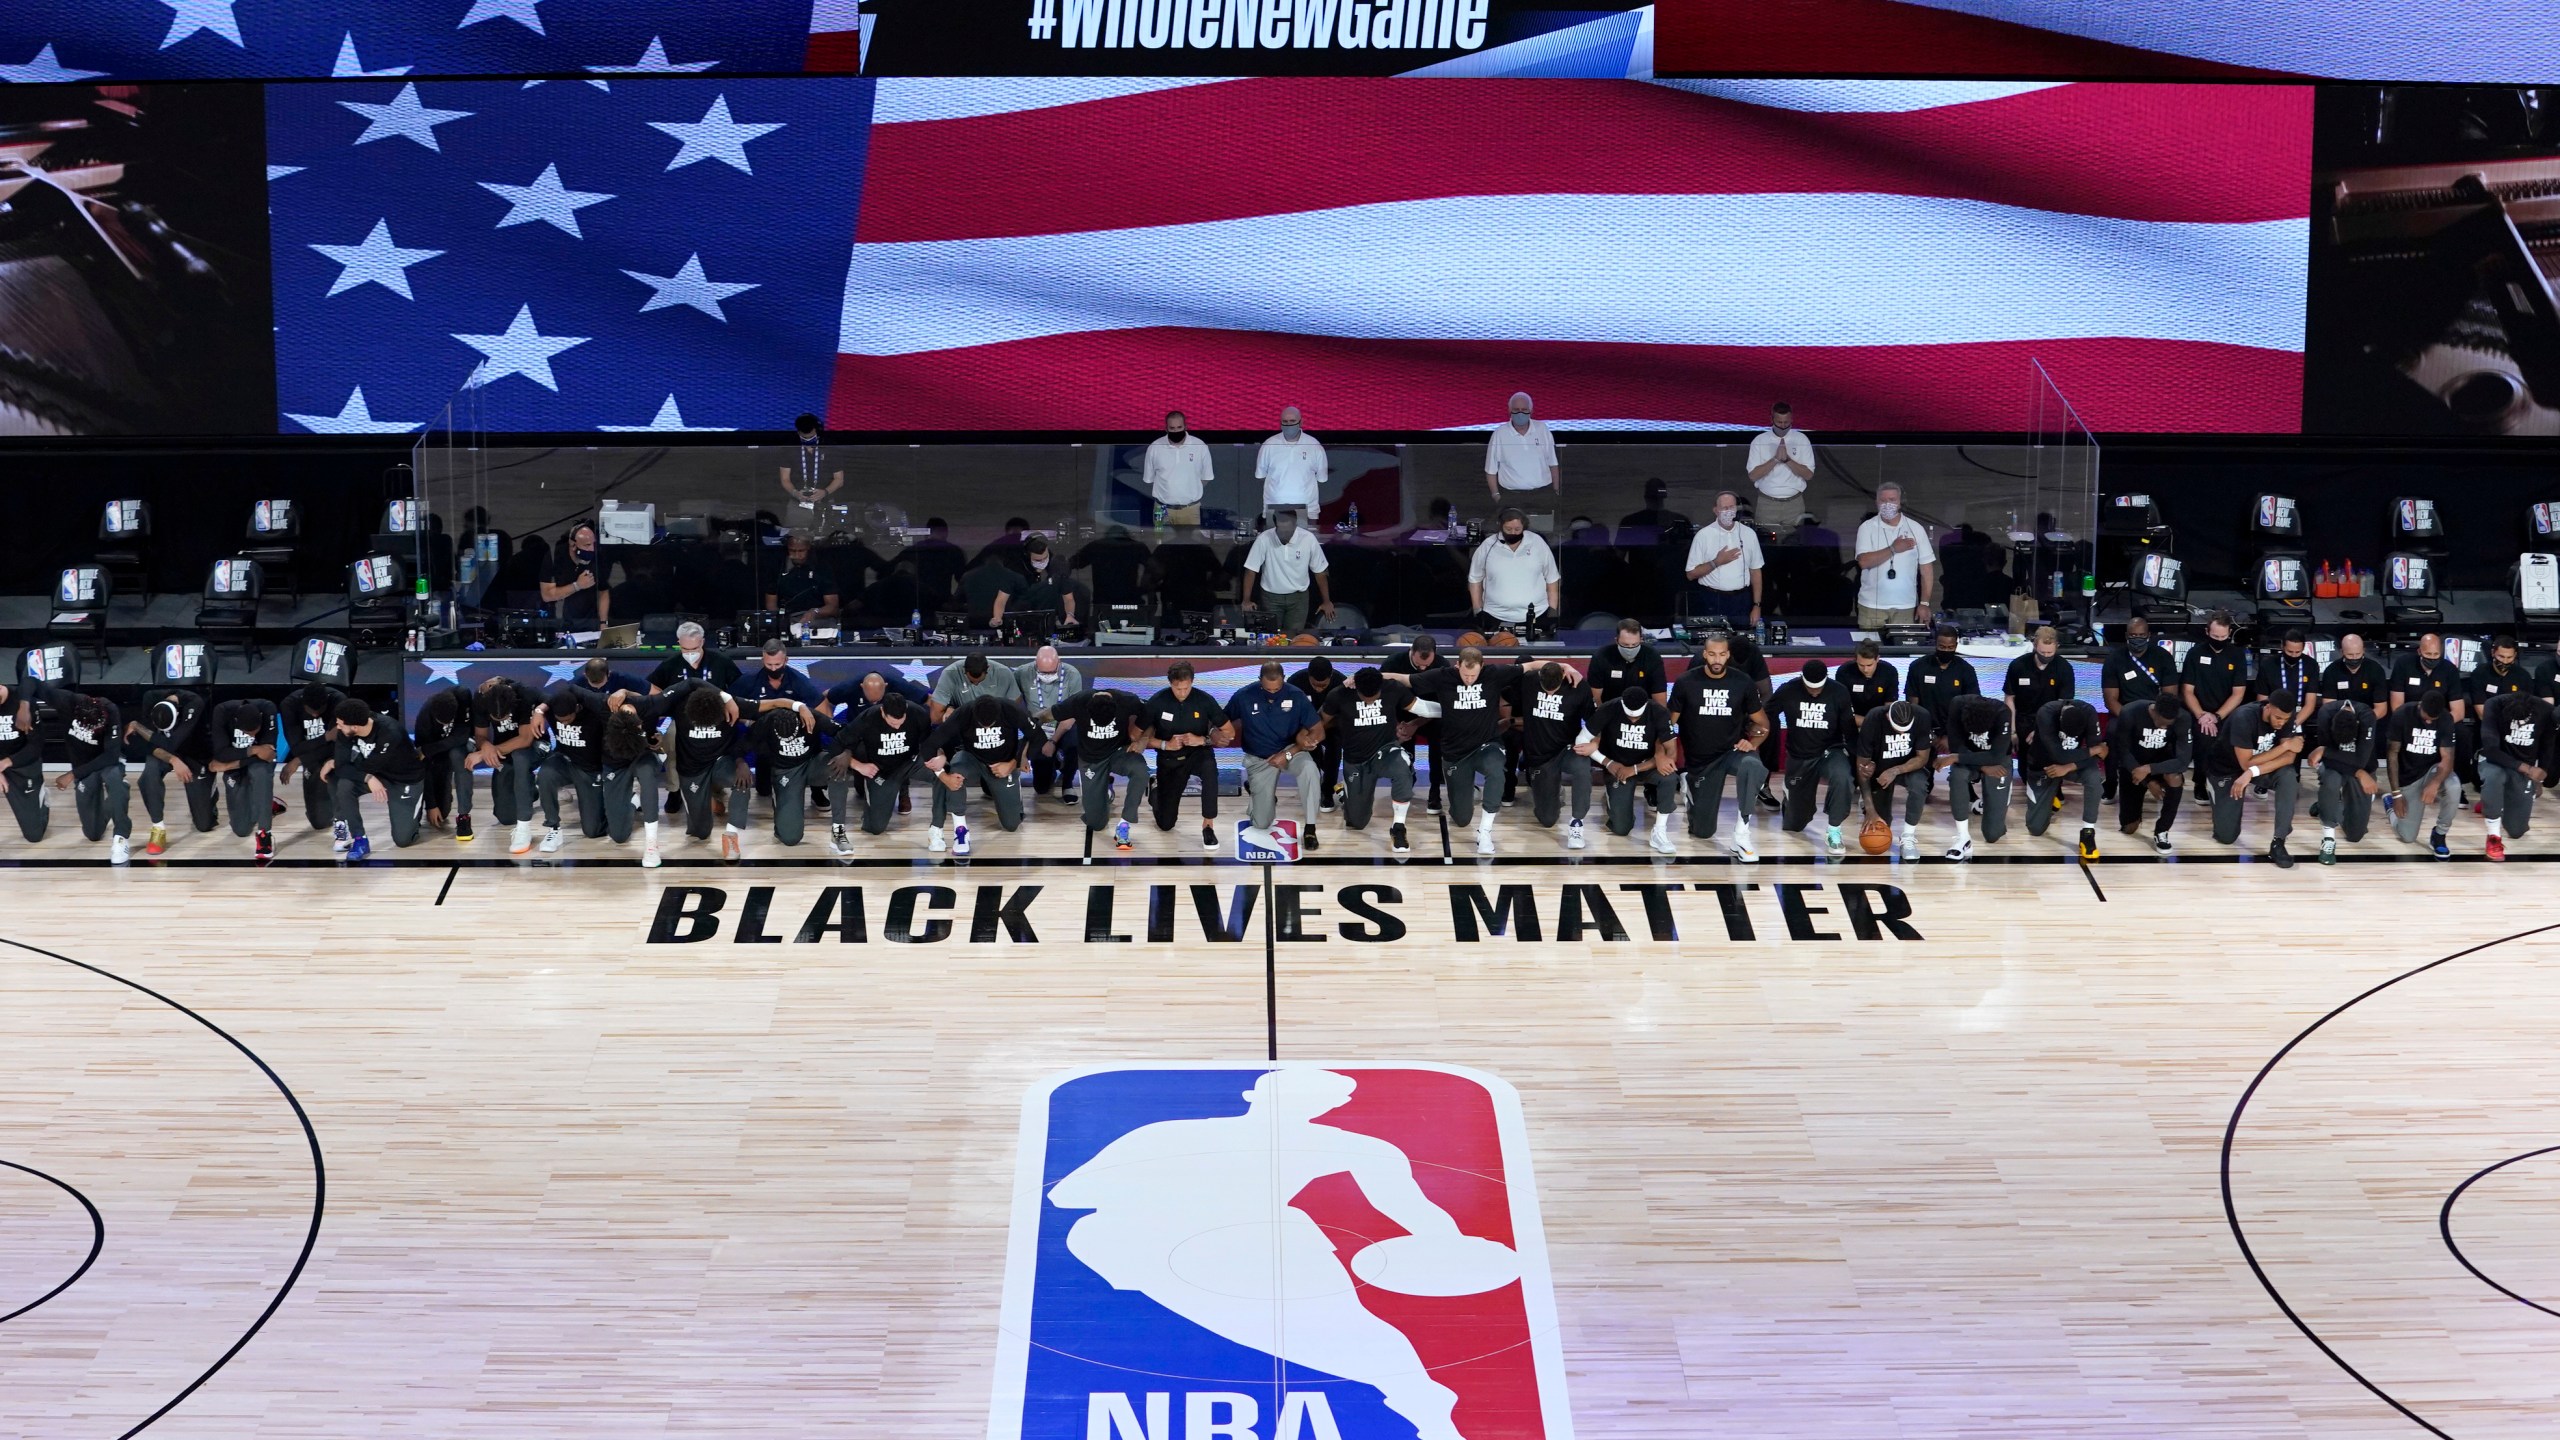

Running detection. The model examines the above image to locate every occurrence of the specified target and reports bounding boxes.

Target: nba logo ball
[991,1063,1572,1440]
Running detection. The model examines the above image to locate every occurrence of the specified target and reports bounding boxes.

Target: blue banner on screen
[268,78,871,435]
[0,1,811,82]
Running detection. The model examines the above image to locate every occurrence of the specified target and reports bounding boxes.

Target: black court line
[2222,921,2560,1440]
[2439,1146,2560,1321]
[433,866,458,906]
[11,850,2558,871]
[0,934,325,1440]
[1437,809,1453,865]
[1262,863,1278,1063]
[2078,861,2106,901]
[0,1158,103,1325]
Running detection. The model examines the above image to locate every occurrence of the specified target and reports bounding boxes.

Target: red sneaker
[2487,833,2507,861]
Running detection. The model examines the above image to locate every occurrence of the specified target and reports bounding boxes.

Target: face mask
[1878,502,1900,521]
[1617,644,1639,660]
[1281,423,1301,440]
[798,433,816,446]
[1510,413,1531,431]
[1716,508,1737,525]
[1168,428,1186,442]
[1031,557,1049,572]
[1503,532,1524,547]
[2128,635,2151,654]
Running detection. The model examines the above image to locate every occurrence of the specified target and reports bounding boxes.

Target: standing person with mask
[1586,619,1667,711]
[1255,406,1326,519]
[1143,661,1232,850]
[1015,535,1079,631]
[2387,631,2466,719]
[1513,662,1597,850]
[1142,409,1211,527]
[2003,626,2074,734]
[1671,633,1768,859]
[1683,490,1764,627]
[473,677,547,855]
[203,694,280,859]
[1746,402,1814,512]
[1840,639,1900,719]
[1466,508,1561,630]
[2022,697,2106,860]
[2111,691,2191,851]
[2251,628,2318,713]
[1046,686,1152,850]
[1767,661,1857,852]
[1594,684,1680,854]
[1381,635,1448,815]
[540,521,610,629]
[128,686,210,854]
[1856,699,1935,860]
[40,683,130,862]
[1904,623,1980,733]
[2204,688,2305,867]
[2307,694,2381,864]
[778,412,845,520]
[1230,662,1325,852]
[2476,685,2550,860]
[923,694,1031,857]
[1323,667,1419,853]
[276,682,347,846]
[414,687,476,840]
[1407,645,1524,856]
[1239,509,1335,635]
[1852,483,1935,629]
[824,689,922,850]
[0,681,42,845]
[2385,691,2460,857]
[1936,692,2014,860]
[2181,609,2249,742]
[1013,645,1085,807]
[328,700,428,860]
[1483,392,1561,531]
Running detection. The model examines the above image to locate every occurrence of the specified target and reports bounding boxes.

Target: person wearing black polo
[1767,661,1856,851]
[2111,691,2190,852]
[1594,685,1679,853]
[1670,633,1767,859]
[276,682,347,842]
[647,622,741,695]
[2205,690,2305,866]
[1285,657,1345,812]
[1904,624,1980,733]
[0,681,43,845]
[1935,692,2013,859]
[2319,631,2392,799]
[2003,626,2074,738]
[536,684,613,852]
[2387,631,2465,719]
[204,695,280,859]
[1856,699,1934,859]
[2307,695,2380,864]
[765,531,839,631]
[129,686,211,853]
[826,690,924,846]
[2182,610,2249,744]
[1380,635,1448,814]
[329,700,428,858]
[541,521,609,628]
[2099,617,2179,801]
[1840,640,1899,718]
[1513,663,1595,850]
[1407,646,1523,856]
[2385,693,2459,855]
[2476,686,2550,860]
[2251,629,2318,714]
[2022,697,2105,859]
[1049,687,1151,848]
[1585,619,1667,709]
[1323,667,1417,853]
[924,694,1032,856]
[1144,662,1231,850]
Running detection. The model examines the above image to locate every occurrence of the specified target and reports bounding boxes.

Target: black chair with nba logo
[2247,493,2312,628]
[48,565,112,669]
[96,498,151,604]
[196,556,266,667]
[242,498,303,603]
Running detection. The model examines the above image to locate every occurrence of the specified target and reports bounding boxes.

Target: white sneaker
[1728,830,1758,863]
[1944,840,1973,862]
[1647,821,1676,855]
[1474,821,1495,856]
[2153,832,2174,854]
[509,821,533,855]
[1566,820,1587,850]
[538,827,563,854]
[829,824,851,856]
[109,834,130,865]
[641,839,661,868]
[331,820,352,853]
[952,822,971,858]
[926,825,946,853]
[1898,831,1919,861]
[1825,825,1845,854]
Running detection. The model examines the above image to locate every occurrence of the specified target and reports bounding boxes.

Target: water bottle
[1347,502,1360,533]
[909,607,923,631]
[457,544,478,595]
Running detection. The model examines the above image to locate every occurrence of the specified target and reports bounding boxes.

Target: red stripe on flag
[1658,0,2296,78]
[803,28,858,72]
[828,331,2302,433]
[854,80,2313,242]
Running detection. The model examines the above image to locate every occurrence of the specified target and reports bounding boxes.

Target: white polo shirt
[1684,519,1764,592]
[1242,528,1328,595]
[1142,435,1213,507]
[1467,531,1560,623]
[1484,419,1559,492]
[1254,431,1328,513]
[1854,513,1936,611]
[1748,428,1814,500]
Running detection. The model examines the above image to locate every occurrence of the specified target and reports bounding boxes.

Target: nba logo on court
[1235,820,1303,863]
[991,1064,1571,1440]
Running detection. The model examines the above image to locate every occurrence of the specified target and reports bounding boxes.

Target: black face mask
[1503,532,1524,547]
[1168,429,1186,442]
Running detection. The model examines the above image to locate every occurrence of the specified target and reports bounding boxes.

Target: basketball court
[2,803,2553,1438]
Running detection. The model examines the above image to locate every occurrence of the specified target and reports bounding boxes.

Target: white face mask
[1716,507,1737,525]
[1878,502,1900,521]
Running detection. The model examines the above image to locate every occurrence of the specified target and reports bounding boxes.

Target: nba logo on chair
[992,1064,1571,1440]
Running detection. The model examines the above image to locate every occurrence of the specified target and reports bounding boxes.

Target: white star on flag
[158,0,244,50]
[418,660,478,687]
[622,253,757,320]
[599,395,737,431]
[332,34,411,77]
[587,37,717,74]
[339,83,474,151]
[458,0,547,35]
[311,219,444,300]
[649,94,782,175]
[537,659,591,684]
[453,305,589,392]
[0,44,107,83]
[285,386,425,434]
[267,165,304,181]
[478,163,615,238]
[893,662,940,689]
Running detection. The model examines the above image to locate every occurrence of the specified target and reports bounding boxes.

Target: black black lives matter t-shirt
[1320,682,1413,766]
[1056,688,1146,763]
[1857,706,1934,768]
[2109,707,2190,774]
[2385,702,2455,788]
[2026,699,2102,769]
[1941,695,2013,768]
[476,686,536,745]
[207,699,279,764]
[928,699,1032,765]
[834,706,922,770]
[749,709,824,772]
[2312,700,2379,776]
[2480,692,2552,771]
[1512,679,1591,768]
[1595,700,1672,770]
[1669,666,1758,762]
[1408,665,1520,756]
[544,690,609,773]
[287,688,345,757]
[2207,700,2300,778]
[669,700,739,777]
[1767,678,1853,755]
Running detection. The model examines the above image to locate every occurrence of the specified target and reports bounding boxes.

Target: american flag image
[829,78,2311,433]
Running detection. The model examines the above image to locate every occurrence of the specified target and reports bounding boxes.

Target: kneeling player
[597,699,666,867]
[1594,685,1678,853]
[413,687,476,840]
[668,684,747,860]
[1323,668,1417,854]
[2384,693,2458,857]
[1514,664,1594,850]
[1671,636,1766,860]
[41,683,130,863]
[1935,692,2012,861]
[2205,690,2305,867]
[129,686,211,854]
[535,684,612,852]
[743,701,828,849]
[329,700,428,857]
[2307,696,2380,864]
[1050,686,1151,849]
[924,694,1031,856]
[1769,661,1856,852]
[204,694,280,859]
[2110,692,2190,854]
[276,682,345,847]
[826,691,922,849]
[0,680,47,844]
[1856,699,1933,860]
[2024,697,2105,860]
[2476,687,2551,861]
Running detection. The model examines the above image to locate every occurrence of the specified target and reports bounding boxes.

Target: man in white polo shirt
[1853,482,1936,629]
[1484,391,1560,531]
[1468,507,1561,627]
[1683,489,1763,627]
[1142,409,1212,526]
[1746,402,1814,513]
[1239,508,1335,635]
[1255,405,1326,518]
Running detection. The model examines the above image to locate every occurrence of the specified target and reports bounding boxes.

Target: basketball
[1293,632,1320,646]
[1349,1233,1522,1297]
[1860,818,1893,853]
[1456,631,1488,648]
[1490,630,1520,647]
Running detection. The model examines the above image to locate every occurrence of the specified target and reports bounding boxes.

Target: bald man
[1256,406,1327,518]
[1485,390,1561,530]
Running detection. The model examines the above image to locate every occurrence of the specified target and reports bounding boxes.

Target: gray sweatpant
[1870,769,1930,827]
[484,749,539,826]
[539,755,609,837]
[932,754,1024,831]
[1781,750,1854,831]
[1527,752,1591,828]
[2479,761,2537,837]
[332,770,425,847]
[829,759,917,836]
[749,755,821,845]
[1245,749,1320,831]
[2389,773,2460,843]
[1947,762,2011,841]
[675,761,742,840]
[599,757,661,843]
[4,766,51,841]
[1604,767,1678,834]
[139,755,217,831]
[75,767,131,841]
[1079,750,1151,830]
[2315,766,2374,840]
[1442,744,1507,826]
[1684,750,1765,838]
[1340,749,1415,830]
[217,762,274,836]
[2025,759,2101,834]
[2208,765,2298,845]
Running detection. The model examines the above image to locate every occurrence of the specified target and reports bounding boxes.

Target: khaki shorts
[1856,605,1918,630]
[1156,502,1201,526]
